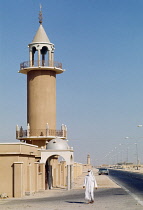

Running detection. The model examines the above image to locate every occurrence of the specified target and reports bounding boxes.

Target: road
[0,187,143,209]
[109,169,143,206]
[1,169,143,210]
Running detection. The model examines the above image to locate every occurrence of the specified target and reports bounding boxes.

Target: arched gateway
[40,138,74,190]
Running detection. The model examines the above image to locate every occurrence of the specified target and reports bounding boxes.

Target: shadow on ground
[66,201,86,204]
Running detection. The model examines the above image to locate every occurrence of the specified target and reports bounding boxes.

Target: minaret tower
[87,154,91,165]
[16,7,67,148]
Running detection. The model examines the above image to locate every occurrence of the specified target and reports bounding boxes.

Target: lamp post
[114,147,118,165]
[118,143,122,163]
[125,137,129,164]
[135,143,139,170]
[126,146,129,164]
[137,124,143,169]
[125,136,139,168]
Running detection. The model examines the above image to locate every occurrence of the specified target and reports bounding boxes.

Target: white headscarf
[88,170,95,182]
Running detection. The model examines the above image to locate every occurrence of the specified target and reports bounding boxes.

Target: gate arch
[40,138,74,190]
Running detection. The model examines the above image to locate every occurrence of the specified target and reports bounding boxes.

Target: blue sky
[1,0,143,165]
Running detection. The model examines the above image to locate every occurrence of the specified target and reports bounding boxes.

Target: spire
[30,5,51,44]
[39,4,43,24]
[32,24,50,43]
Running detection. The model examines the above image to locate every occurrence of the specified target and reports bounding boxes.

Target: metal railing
[20,60,62,70]
[16,128,66,139]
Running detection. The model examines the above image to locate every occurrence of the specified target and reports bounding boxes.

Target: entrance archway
[45,154,68,190]
[40,138,74,190]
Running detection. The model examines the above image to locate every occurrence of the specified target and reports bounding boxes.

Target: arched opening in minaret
[41,46,48,66]
[45,155,66,190]
[32,47,37,66]
[70,154,73,162]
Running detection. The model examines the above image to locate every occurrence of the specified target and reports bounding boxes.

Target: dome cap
[46,138,70,150]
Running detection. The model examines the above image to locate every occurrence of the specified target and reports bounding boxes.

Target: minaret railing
[20,60,62,69]
[16,128,67,139]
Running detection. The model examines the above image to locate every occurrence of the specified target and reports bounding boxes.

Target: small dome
[46,138,70,150]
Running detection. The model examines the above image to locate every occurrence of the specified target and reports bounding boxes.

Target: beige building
[87,154,91,165]
[0,9,83,198]
[0,142,82,198]
[0,143,44,198]
[82,154,92,171]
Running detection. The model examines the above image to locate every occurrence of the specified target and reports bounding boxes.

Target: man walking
[83,169,98,204]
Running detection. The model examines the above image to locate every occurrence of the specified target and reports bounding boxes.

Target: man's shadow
[66,201,86,204]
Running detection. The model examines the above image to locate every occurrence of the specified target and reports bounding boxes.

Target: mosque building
[0,8,83,198]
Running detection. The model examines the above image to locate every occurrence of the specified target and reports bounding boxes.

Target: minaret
[87,154,91,165]
[16,7,67,148]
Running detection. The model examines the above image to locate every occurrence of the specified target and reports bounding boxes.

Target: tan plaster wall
[27,70,56,136]
[50,158,58,187]
[0,144,38,155]
[0,143,43,198]
[61,161,67,186]
[82,164,92,172]
[73,163,83,179]
[0,156,18,197]
[18,156,36,194]
[49,158,67,188]
[0,144,21,153]
[32,140,46,148]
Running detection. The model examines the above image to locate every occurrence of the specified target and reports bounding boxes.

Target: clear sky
[1,0,143,166]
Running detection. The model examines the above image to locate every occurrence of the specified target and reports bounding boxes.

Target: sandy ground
[74,168,120,189]
[122,167,143,173]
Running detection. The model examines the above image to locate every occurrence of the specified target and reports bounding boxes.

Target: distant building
[87,154,91,165]
[82,154,92,171]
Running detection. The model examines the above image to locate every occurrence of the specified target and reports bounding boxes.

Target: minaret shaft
[27,70,56,136]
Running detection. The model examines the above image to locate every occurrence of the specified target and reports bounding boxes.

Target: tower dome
[46,138,70,150]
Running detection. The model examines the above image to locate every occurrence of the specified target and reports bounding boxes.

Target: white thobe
[83,171,97,201]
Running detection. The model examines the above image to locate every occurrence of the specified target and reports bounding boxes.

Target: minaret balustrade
[20,60,62,70]
[16,124,67,141]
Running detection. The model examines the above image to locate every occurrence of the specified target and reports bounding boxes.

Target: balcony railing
[20,60,62,70]
[16,128,66,139]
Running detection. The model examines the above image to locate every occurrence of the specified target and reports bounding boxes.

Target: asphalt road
[109,169,143,206]
[1,169,143,210]
[1,187,143,210]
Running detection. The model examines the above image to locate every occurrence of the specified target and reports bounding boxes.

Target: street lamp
[126,146,129,163]
[125,137,129,164]
[125,136,139,168]
[137,125,143,169]
[118,143,122,163]
[135,143,139,170]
